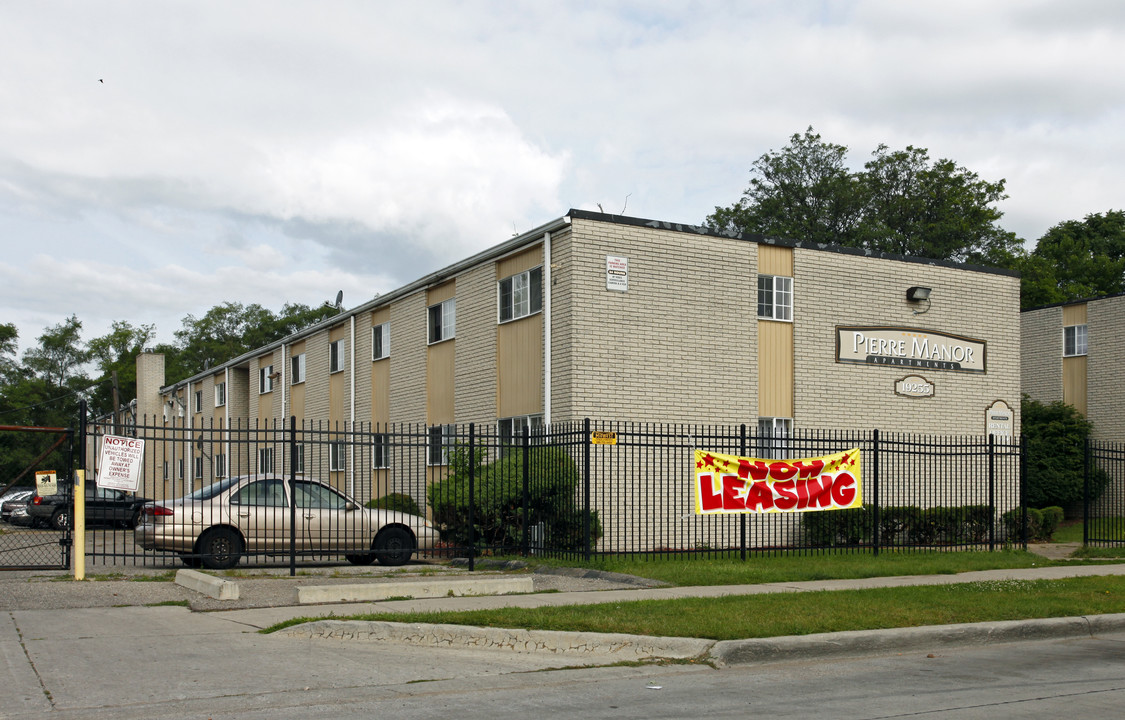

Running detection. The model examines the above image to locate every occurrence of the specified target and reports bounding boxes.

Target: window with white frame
[372,433,390,469]
[291,353,305,384]
[757,275,793,321]
[259,365,274,394]
[214,453,227,478]
[329,442,346,471]
[193,456,203,479]
[498,414,545,445]
[177,459,184,480]
[372,323,390,360]
[757,417,792,460]
[330,339,346,373]
[193,390,202,414]
[293,444,305,474]
[1064,324,1088,357]
[214,381,226,407]
[258,447,275,473]
[428,299,456,344]
[163,461,169,481]
[428,424,456,465]
[498,267,543,323]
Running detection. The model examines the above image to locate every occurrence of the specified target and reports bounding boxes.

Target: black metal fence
[66,415,1027,570]
[0,425,73,570]
[1085,440,1125,547]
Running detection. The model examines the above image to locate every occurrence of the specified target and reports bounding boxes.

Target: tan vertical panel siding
[1062,303,1088,326]
[758,320,794,417]
[498,313,544,417]
[288,339,306,420]
[427,341,455,423]
[759,244,793,276]
[256,352,278,424]
[329,325,347,423]
[497,245,543,279]
[1087,295,1125,441]
[388,293,427,424]
[427,281,455,305]
[453,264,497,425]
[370,307,391,426]
[1063,355,1088,415]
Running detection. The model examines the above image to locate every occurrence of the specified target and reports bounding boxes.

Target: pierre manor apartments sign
[836,327,986,373]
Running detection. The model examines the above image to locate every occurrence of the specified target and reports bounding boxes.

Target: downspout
[224,367,231,479]
[349,315,356,497]
[544,231,552,425]
[281,342,287,480]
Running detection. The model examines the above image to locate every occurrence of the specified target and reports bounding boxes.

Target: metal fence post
[988,433,996,552]
[468,423,475,572]
[1021,433,1030,549]
[521,425,530,556]
[872,428,880,557]
[739,423,747,561]
[289,416,297,577]
[583,418,591,563]
[1083,437,1090,547]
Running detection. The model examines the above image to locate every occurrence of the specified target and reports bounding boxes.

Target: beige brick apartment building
[129,210,1022,505]
[1022,293,1125,441]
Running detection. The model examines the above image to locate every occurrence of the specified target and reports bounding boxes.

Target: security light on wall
[907,286,932,315]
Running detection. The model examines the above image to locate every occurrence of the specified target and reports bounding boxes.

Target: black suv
[29,482,151,530]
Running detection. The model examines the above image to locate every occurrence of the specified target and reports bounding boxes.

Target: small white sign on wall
[985,400,1014,437]
[97,435,145,493]
[606,255,628,291]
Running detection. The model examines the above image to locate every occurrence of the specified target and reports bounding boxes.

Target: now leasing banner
[694,448,863,515]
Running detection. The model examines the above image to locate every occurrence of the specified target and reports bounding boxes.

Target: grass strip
[265,576,1125,640]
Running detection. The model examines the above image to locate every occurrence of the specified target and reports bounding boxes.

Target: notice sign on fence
[97,435,145,492]
[694,448,862,515]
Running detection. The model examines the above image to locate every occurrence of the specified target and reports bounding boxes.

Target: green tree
[1021,396,1107,511]
[1020,210,1125,309]
[708,127,1022,266]
[87,321,155,417]
[163,301,339,382]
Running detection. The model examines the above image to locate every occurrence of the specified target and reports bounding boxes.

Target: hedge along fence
[803,505,1000,548]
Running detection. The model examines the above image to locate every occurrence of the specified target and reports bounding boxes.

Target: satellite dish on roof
[334,290,343,311]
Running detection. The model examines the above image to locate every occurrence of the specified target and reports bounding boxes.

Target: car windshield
[184,476,242,501]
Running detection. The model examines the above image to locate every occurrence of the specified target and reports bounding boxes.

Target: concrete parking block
[175,569,240,600]
[296,576,534,604]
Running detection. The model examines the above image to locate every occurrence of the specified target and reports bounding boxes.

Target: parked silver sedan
[134,474,438,570]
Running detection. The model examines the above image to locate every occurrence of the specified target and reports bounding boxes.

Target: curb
[279,612,1125,666]
[280,619,714,663]
[175,569,240,600]
[295,576,535,604]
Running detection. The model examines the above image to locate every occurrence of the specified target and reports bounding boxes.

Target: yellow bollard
[74,469,86,581]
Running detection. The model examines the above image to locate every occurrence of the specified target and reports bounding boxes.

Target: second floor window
[498,267,543,322]
[259,365,274,394]
[1064,324,1088,357]
[758,275,793,321]
[372,323,390,360]
[291,353,305,384]
[193,391,202,414]
[330,339,346,373]
[428,299,456,344]
[214,382,226,407]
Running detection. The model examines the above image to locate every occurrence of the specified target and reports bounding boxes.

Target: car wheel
[197,527,242,570]
[179,554,202,568]
[51,509,68,531]
[128,509,142,529]
[373,526,414,566]
[344,552,376,566]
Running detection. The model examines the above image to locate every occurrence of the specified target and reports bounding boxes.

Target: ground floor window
[329,442,346,471]
[757,417,792,459]
[428,424,455,465]
[372,434,390,469]
[258,447,275,474]
[498,414,545,445]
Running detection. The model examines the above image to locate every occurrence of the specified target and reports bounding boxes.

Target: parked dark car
[29,482,151,530]
[0,488,34,523]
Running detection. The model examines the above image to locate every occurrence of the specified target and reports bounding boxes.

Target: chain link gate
[0,424,73,570]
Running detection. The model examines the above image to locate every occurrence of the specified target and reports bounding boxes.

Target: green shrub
[879,506,921,544]
[1002,507,1043,541]
[1039,506,1064,540]
[365,492,422,516]
[427,444,600,552]
[803,507,872,546]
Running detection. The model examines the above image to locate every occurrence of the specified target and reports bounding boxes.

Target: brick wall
[1020,306,1063,405]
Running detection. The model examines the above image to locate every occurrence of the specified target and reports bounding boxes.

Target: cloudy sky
[2,1,1123,355]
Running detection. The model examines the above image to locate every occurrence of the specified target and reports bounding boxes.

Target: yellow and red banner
[694,448,863,515]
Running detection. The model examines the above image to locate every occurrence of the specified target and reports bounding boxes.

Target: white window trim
[214,382,226,407]
[372,322,391,360]
[193,455,203,479]
[498,266,543,324]
[372,433,391,469]
[329,442,346,472]
[498,414,545,445]
[1064,324,1088,357]
[428,298,456,344]
[757,275,793,322]
[259,365,274,394]
[428,424,455,466]
[757,417,792,460]
[291,353,306,384]
[330,339,346,373]
[293,444,305,474]
[193,390,202,414]
[214,453,227,478]
[258,447,275,474]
